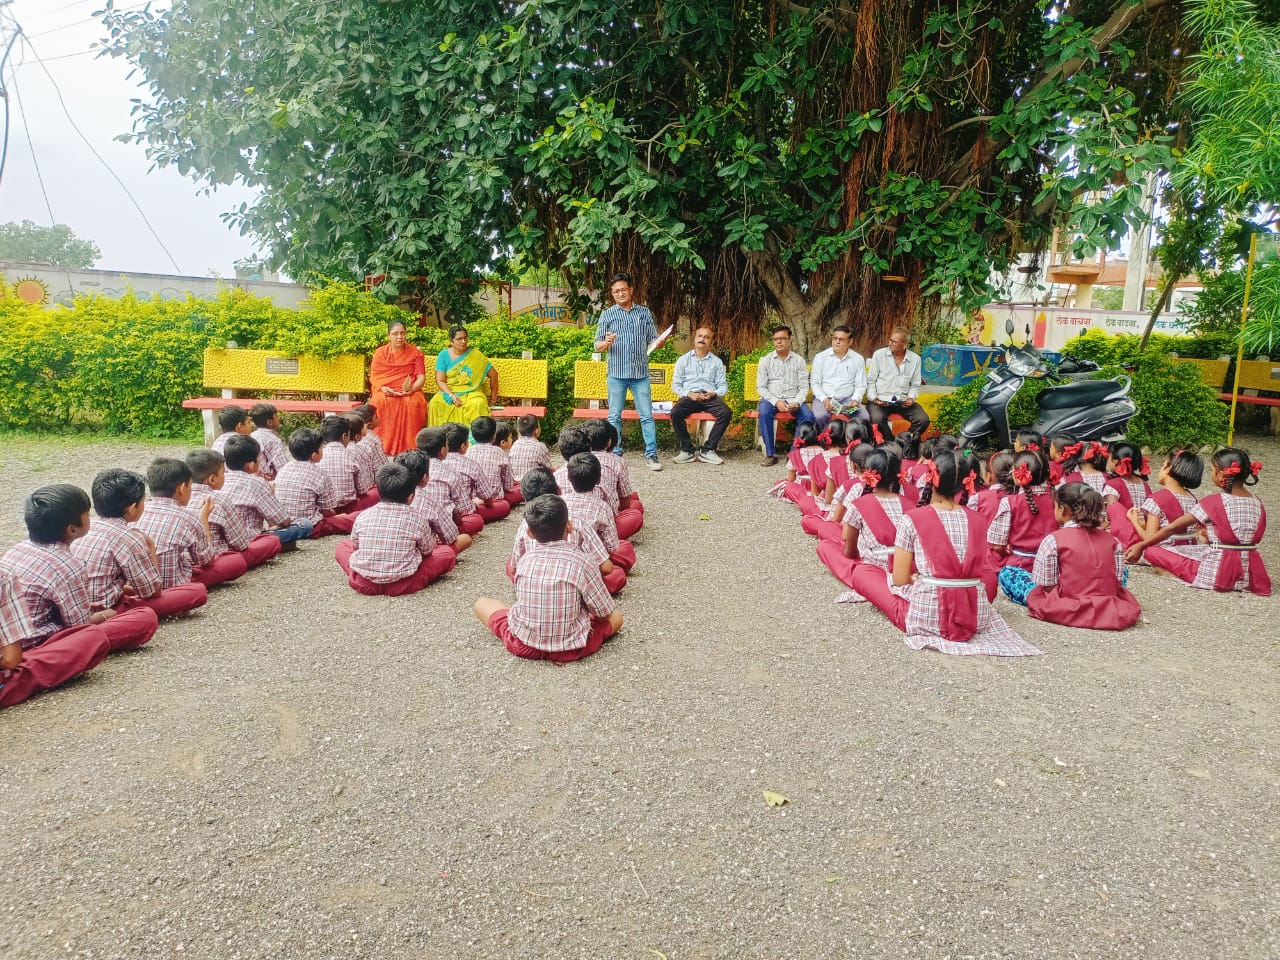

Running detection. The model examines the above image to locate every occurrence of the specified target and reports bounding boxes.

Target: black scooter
[958,345,1137,449]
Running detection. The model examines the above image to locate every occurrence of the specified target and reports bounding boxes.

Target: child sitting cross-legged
[583,419,645,536]
[248,403,289,481]
[334,462,457,596]
[416,426,485,537]
[475,493,623,663]
[71,468,208,619]
[221,435,314,547]
[0,484,158,656]
[466,416,521,510]
[274,427,356,539]
[563,452,636,572]
[138,458,247,589]
[318,415,367,515]
[342,412,383,509]
[211,404,253,454]
[351,402,389,477]
[445,422,510,523]
[508,467,626,594]
[509,414,552,484]
[186,448,283,570]
[394,449,473,556]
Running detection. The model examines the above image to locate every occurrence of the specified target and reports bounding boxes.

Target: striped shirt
[71,517,163,611]
[508,542,615,652]
[348,502,436,583]
[509,437,551,482]
[251,427,289,480]
[136,496,216,588]
[429,457,476,516]
[0,541,93,646]
[275,460,338,524]
[596,303,658,380]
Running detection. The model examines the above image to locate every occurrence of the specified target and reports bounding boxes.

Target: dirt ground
[1,432,1277,960]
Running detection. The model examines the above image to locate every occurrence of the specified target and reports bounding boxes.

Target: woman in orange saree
[368,320,428,455]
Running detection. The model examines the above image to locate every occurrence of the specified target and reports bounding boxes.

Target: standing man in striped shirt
[594,273,663,472]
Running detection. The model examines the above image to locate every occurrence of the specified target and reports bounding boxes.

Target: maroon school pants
[616,509,643,540]
[192,551,248,587]
[505,485,524,507]
[817,540,860,589]
[610,540,637,572]
[850,564,909,631]
[240,534,283,569]
[311,513,356,538]
[116,582,207,619]
[335,541,457,596]
[456,512,485,536]
[505,557,626,594]
[0,625,111,708]
[489,610,614,662]
[802,514,843,543]
[478,498,511,523]
[99,607,160,652]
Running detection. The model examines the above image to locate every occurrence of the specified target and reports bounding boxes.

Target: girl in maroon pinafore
[820,447,910,592]
[987,450,1058,572]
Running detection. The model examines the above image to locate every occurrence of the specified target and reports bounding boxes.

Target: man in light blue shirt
[670,326,731,465]
[594,273,662,471]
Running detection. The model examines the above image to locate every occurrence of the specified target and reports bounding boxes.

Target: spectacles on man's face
[772,335,791,343]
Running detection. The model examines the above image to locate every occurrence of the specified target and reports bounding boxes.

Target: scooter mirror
[1005,317,1015,337]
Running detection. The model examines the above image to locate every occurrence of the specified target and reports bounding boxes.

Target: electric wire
[21,34,182,272]
[26,1,150,40]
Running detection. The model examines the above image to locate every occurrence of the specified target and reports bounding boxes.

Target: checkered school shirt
[509,437,551,482]
[508,542,615,652]
[136,496,216,588]
[349,502,436,583]
[595,303,658,380]
[251,427,290,479]
[987,484,1053,549]
[446,451,488,501]
[71,517,163,610]
[0,571,38,649]
[554,465,609,513]
[1164,493,1266,591]
[562,489,620,552]
[429,457,477,516]
[465,443,511,500]
[0,540,93,646]
[353,433,388,491]
[413,478,462,544]
[596,452,635,514]
[510,518,608,569]
[211,432,233,454]
[846,494,907,569]
[220,471,290,535]
[1032,522,1125,586]
[320,442,361,506]
[275,460,338,524]
[893,508,1024,651]
[189,483,256,553]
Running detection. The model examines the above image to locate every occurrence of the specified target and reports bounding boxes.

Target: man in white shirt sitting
[670,327,731,465]
[808,325,867,430]
[865,326,929,441]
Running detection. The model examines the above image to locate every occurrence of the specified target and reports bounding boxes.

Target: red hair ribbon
[844,438,862,455]
[792,436,804,450]
[871,424,885,445]
[817,428,833,447]
[1252,460,1263,476]
[1222,462,1242,480]
[962,470,978,495]
[1027,442,1040,452]
[1058,442,1083,461]
[898,465,912,487]
[861,468,881,488]
[1086,441,1108,460]
[1115,456,1133,477]
[923,459,941,489]
[1012,462,1034,487]
[1140,455,1150,475]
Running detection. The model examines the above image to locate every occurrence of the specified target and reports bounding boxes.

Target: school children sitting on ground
[139,457,247,589]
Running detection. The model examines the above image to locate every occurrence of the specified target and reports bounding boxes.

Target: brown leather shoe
[762,454,779,466]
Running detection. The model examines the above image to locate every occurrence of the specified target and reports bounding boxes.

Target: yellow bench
[182,348,363,444]
[422,355,549,419]
[570,359,719,440]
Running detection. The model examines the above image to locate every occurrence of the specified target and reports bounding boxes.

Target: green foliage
[1064,328,1238,363]
[0,220,101,269]
[726,345,774,415]
[934,380,984,436]
[261,282,422,358]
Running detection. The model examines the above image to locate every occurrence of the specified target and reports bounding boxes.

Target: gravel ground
[1,432,1278,960]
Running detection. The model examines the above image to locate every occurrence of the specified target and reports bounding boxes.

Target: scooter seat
[1037,379,1121,411]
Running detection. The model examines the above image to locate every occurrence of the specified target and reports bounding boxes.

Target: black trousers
[867,399,931,437]
[670,396,733,452]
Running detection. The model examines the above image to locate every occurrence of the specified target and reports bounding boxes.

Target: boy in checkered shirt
[0,484,158,658]
[416,426,485,537]
[475,493,622,662]
[352,402,389,477]
[584,419,645,539]
[139,458,247,588]
[71,468,208,619]
[342,412,383,508]
[393,450,473,555]
[318,415,374,515]
[186,449,282,570]
[334,462,457,596]
[445,422,510,523]
[248,403,289,481]
[510,414,551,483]
[563,453,636,572]
[467,415,522,509]
[211,405,253,454]
[0,568,110,709]
[221,435,314,547]
[507,467,626,594]
[274,428,356,538]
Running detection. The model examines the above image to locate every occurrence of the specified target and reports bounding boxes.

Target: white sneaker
[645,455,663,471]
[696,449,723,465]
[673,450,697,463]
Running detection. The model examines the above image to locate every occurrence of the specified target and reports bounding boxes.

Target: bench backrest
[202,348,366,393]
[743,361,813,402]
[421,356,549,400]
[1232,359,1280,393]
[1171,357,1230,390]
[574,360,679,402]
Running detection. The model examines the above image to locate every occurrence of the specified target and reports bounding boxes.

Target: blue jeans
[272,519,314,544]
[756,399,814,456]
[607,375,657,458]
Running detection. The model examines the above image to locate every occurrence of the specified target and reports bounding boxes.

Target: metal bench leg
[201,409,217,446]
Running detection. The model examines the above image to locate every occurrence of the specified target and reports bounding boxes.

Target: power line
[26,1,150,40]
[20,34,183,273]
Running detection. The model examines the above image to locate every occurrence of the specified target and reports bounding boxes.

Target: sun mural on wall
[13,277,50,306]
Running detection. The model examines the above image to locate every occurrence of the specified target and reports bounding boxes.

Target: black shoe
[762,454,779,466]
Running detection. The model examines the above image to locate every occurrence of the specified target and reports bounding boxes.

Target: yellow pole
[1227,232,1258,446]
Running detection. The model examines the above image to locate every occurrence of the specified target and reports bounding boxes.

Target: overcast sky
[0,0,264,276]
